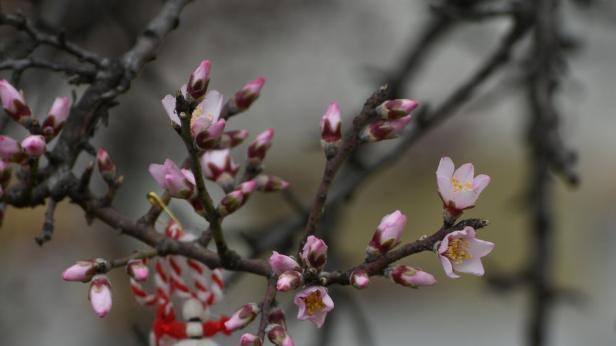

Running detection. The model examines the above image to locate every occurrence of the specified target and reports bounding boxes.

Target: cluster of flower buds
[227,77,266,115]
[360,99,417,142]
[436,156,491,223]
[62,259,114,317]
[268,236,334,329]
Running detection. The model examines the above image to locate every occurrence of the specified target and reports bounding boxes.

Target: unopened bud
[0,80,31,123]
[366,210,406,258]
[224,303,260,332]
[247,128,274,167]
[229,77,265,113]
[376,99,418,120]
[21,135,46,157]
[126,259,149,282]
[201,149,239,189]
[269,251,300,275]
[240,333,262,346]
[217,130,249,149]
[386,265,436,288]
[320,102,342,158]
[266,324,294,346]
[350,270,370,289]
[187,59,212,100]
[62,259,104,282]
[42,96,71,139]
[360,115,412,142]
[300,235,328,271]
[89,274,112,317]
[276,270,303,292]
[255,174,289,192]
[97,148,117,183]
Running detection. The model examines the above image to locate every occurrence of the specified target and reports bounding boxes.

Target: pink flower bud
[436,156,491,220]
[247,128,274,166]
[187,59,212,100]
[320,102,342,157]
[350,270,370,289]
[62,259,100,282]
[224,303,260,332]
[366,210,407,257]
[42,96,71,139]
[149,159,195,199]
[240,333,262,346]
[300,235,328,271]
[230,77,265,112]
[255,174,289,192]
[269,251,300,275]
[201,149,238,188]
[191,90,225,150]
[217,129,249,149]
[376,99,418,120]
[360,115,412,142]
[238,180,257,194]
[276,270,303,292]
[266,324,295,346]
[267,306,287,329]
[89,274,112,317]
[0,135,22,162]
[294,286,334,328]
[21,135,46,157]
[386,265,436,288]
[126,259,149,282]
[0,80,31,123]
[218,190,245,217]
[96,148,117,183]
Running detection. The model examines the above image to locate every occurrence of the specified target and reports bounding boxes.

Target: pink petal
[200,90,223,121]
[181,169,196,185]
[148,163,166,186]
[452,190,477,210]
[436,156,455,178]
[473,174,491,194]
[439,255,459,279]
[468,238,495,258]
[452,257,485,276]
[453,163,474,184]
[437,175,455,205]
[162,95,180,125]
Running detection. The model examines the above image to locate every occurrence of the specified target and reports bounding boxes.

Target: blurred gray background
[0,0,615,345]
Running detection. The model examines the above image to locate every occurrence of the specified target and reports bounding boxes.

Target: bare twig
[35,199,57,245]
[257,277,278,341]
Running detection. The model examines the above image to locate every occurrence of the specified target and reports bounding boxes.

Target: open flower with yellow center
[436,156,490,218]
[293,286,334,328]
[437,226,494,279]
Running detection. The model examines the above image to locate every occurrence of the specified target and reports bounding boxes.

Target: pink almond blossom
[96,148,116,183]
[366,210,407,257]
[294,286,334,328]
[21,135,46,157]
[0,79,31,122]
[300,235,328,271]
[387,264,436,288]
[438,226,495,278]
[437,157,491,218]
[149,159,195,199]
[89,275,112,318]
[269,251,300,275]
[186,59,211,100]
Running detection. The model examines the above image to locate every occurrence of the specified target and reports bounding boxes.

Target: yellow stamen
[304,290,326,316]
[445,238,472,264]
[451,177,473,192]
[147,192,182,227]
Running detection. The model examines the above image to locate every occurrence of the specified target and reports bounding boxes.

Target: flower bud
[217,129,249,149]
[218,190,245,217]
[149,159,195,199]
[320,102,342,158]
[224,303,260,332]
[386,265,436,288]
[267,306,287,329]
[238,180,257,194]
[0,135,22,162]
[300,235,328,271]
[21,135,46,157]
[240,333,262,346]
[97,148,117,183]
[276,270,303,292]
[201,149,239,189]
[126,259,149,282]
[229,77,265,113]
[255,174,289,192]
[186,59,211,100]
[366,210,407,257]
[0,80,31,123]
[269,251,300,275]
[247,128,274,166]
[376,99,418,120]
[89,274,112,317]
[42,96,71,139]
[360,115,411,142]
[350,270,370,289]
[62,259,101,282]
[266,324,294,346]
